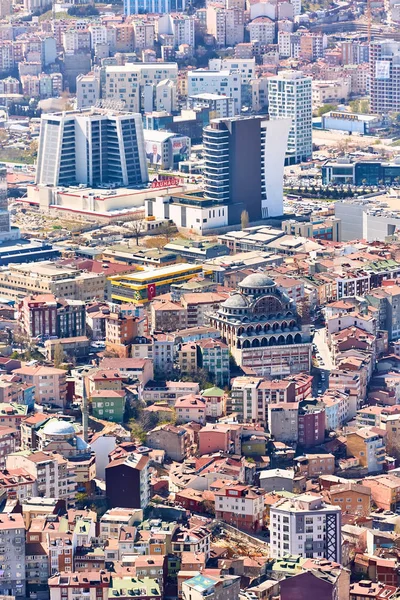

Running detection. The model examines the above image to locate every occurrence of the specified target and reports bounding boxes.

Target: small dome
[42,419,76,436]
[76,436,90,451]
[222,294,248,309]
[239,273,275,289]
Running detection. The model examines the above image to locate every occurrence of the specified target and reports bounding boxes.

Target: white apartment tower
[36,109,148,188]
[370,39,400,113]
[268,70,312,164]
[270,494,342,562]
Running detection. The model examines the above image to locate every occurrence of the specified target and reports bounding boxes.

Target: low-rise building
[90,390,126,423]
[346,428,386,473]
[182,574,240,600]
[13,366,67,409]
[146,424,191,462]
[214,483,266,532]
[196,339,230,387]
[48,571,110,600]
[175,395,206,425]
[327,481,371,516]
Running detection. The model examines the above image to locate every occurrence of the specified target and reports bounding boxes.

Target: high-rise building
[36,108,148,187]
[270,494,342,562]
[370,39,400,113]
[268,70,312,164]
[203,115,291,221]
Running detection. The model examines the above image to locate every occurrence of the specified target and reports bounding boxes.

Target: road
[312,325,333,395]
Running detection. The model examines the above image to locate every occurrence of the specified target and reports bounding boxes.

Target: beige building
[104,63,178,112]
[0,262,106,302]
[6,450,76,505]
[13,365,67,408]
[178,342,198,376]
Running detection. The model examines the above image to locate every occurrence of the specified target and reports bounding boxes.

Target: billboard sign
[171,137,190,161]
[146,140,163,166]
[375,60,391,80]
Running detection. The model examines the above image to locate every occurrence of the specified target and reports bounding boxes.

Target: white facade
[209,57,256,84]
[104,63,178,113]
[270,494,342,562]
[187,69,242,114]
[146,196,228,234]
[261,117,291,217]
[268,70,312,163]
[89,25,108,49]
[187,93,235,118]
[158,14,195,47]
[248,17,275,44]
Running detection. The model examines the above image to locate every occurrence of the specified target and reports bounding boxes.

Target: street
[312,325,333,395]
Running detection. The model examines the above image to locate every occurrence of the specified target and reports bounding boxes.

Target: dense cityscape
[2,0,400,596]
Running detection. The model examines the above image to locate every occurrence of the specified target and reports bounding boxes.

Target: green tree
[317,103,337,117]
[128,419,147,444]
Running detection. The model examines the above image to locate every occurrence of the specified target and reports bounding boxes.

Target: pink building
[13,365,67,408]
[198,424,231,455]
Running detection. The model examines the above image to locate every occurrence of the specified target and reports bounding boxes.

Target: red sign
[151,177,182,189]
[147,283,157,301]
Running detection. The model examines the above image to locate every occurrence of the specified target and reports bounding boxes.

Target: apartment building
[175,395,206,425]
[105,452,150,510]
[214,484,266,532]
[6,450,76,503]
[13,365,67,408]
[76,72,100,109]
[99,508,142,542]
[182,574,240,600]
[19,294,85,341]
[268,71,312,164]
[0,513,25,597]
[0,262,106,302]
[150,300,187,333]
[104,63,178,113]
[295,453,335,478]
[187,70,241,114]
[370,39,400,113]
[0,425,17,468]
[146,424,191,462]
[197,339,230,387]
[270,494,341,562]
[328,482,371,516]
[346,428,386,473]
[231,376,296,423]
[329,369,362,419]
[48,571,110,600]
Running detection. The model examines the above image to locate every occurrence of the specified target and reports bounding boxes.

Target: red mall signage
[151,177,182,189]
